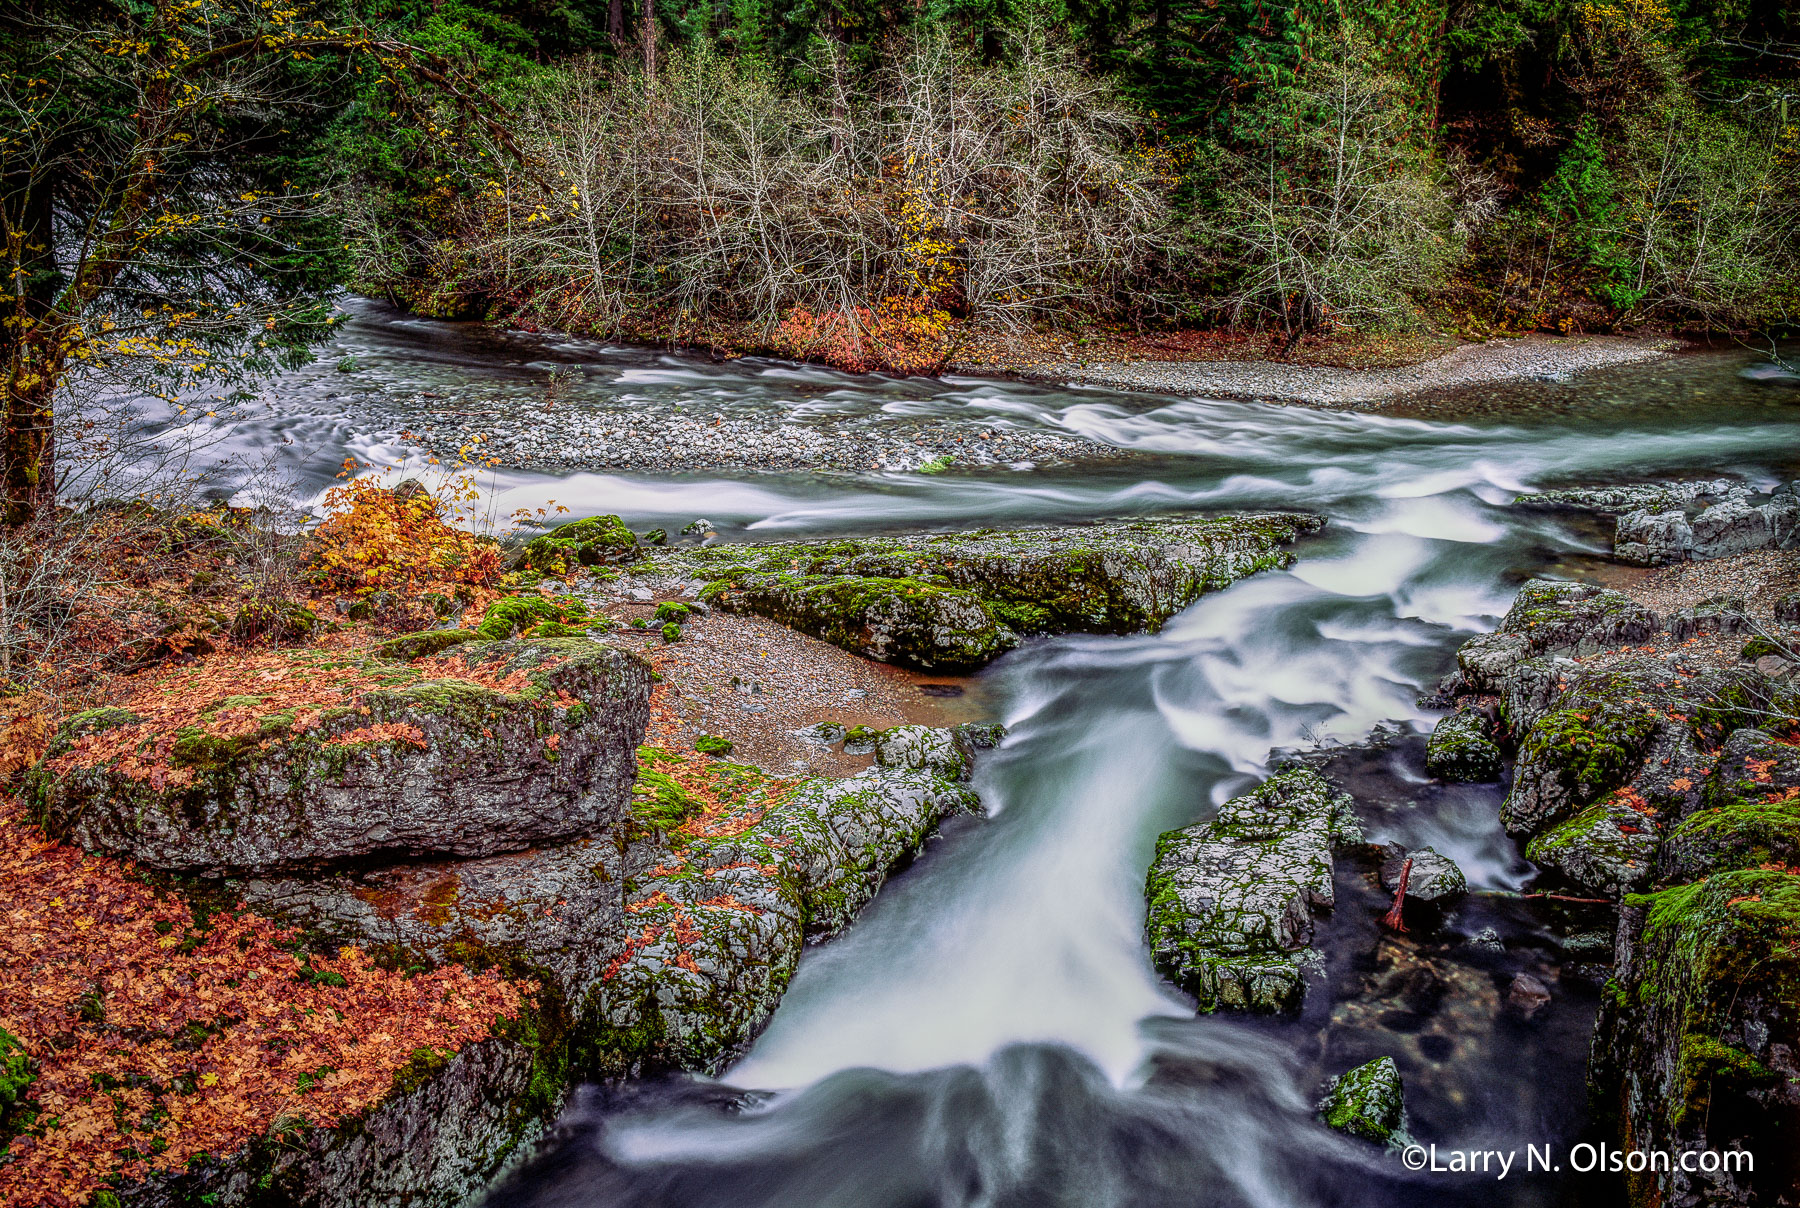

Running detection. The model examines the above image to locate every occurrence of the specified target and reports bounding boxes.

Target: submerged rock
[1512,480,1741,517]
[1424,705,1502,781]
[630,513,1322,671]
[1318,1057,1405,1145]
[30,639,650,874]
[1145,768,1360,1013]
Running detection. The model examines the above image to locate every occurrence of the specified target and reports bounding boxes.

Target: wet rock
[1512,480,1740,517]
[1506,972,1551,1017]
[1453,633,1531,694]
[1615,509,1695,566]
[1145,768,1360,1014]
[603,764,982,1071]
[1666,594,1753,642]
[1318,1057,1405,1145]
[29,639,651,874]
[1424,705,1502,781]
[1379,846,1467,902]
[1467,927,1505,953]
[1524,799,1657,897]
[649,514,1323,671]
[874,724,972,780]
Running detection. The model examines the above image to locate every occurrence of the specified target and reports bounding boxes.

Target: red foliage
[0,797,529,1206]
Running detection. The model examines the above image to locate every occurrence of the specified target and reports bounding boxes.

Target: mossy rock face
[377,628,483,662]
[30,640,652,874]
[703,573,1018,672]
[1501,659,1667,837]
[873,724,973,780]
[1659,729,1800,884]
[511,515,642,575]
[1525,799,1658,897]
[1424,705,1502,781]
[657,514,1322,671]
[1145,768,1360,1014]
[1593,871,1800,1208]
[1496,579,1662,656]
[474,594,591,641]
[1318,1057,1405,1145]
[602,756,983,1073]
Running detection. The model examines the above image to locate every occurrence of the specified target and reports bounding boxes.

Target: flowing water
[178,302,1800,1208]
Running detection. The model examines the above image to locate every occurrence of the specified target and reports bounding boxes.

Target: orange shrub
[303,476,499,597]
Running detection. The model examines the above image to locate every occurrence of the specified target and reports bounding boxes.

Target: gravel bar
[1012,333,1682,407]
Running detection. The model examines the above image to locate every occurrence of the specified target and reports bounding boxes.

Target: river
[175,301,1800,1208]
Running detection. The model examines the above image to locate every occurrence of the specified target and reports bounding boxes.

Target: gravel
[1018,333,1681,408]
[399,404,1122,474]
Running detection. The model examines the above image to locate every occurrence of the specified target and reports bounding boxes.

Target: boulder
[1378,846,1467,902]
[1501,659,1667,837]
[1424,705,1502,781]
[30,639,651,874]
[650,514,1323,671]
[874,724,972,780]
[1145,768,1360,1013]
[1658,729,1800,885]
[601,763,982,1071]
[1690,495,1799,560]
[1512,480,1740,517]
[1318,1057,1405,1145]
[511,515,642,574]
[1615,510,1693,566]
[1666,595,1752,642]
[1493,580,1661,657]
[1524,799,1658,897]
[1775,591,1800,625]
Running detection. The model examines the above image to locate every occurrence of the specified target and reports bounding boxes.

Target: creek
[185,302,1800,1208]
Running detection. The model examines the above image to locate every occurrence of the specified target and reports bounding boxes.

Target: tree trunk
[2,174,61,526]
[641,0,656,86]
[609,0,624,48]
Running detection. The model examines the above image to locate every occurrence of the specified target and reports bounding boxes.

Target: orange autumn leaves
[303,474,500,598]
[0,797,529,1207]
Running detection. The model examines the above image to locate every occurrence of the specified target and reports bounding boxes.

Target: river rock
[634,514,1322,671]
[239,837,631,1004]
[1524,799,1657,896]
[1506,972,1552,1017]
[1318,1057,1405,1144]
[1145,768,1360,1014]
[29,639,650,874]
[1424,705,1502,780]
[1512,479,1740,516]
[1775,591,1800,625]
[1615,509,1694,566]
[602,764,982,1071]
[1666,594,1752,642]
[874,724,974,779]
[1379,846,1467,902]
[1691,496,1798,559]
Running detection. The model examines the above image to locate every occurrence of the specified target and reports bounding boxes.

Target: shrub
[303,477,499,598]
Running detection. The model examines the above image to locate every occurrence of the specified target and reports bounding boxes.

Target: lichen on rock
[29,638,651,874]
[1318,1056,1406,1145]
[1424,704,1502,781]
[1144,767,1360,1014]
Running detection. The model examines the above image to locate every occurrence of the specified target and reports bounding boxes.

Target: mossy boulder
[602,759,982,1072]
[1665,594,1751,642]
[30,640,651,874]
[510,515,641,575]
[662,514,1322,671]
[873,724,976,780]
[1659,729,1800,884]
[1502,659,1666,837]
[1593,871,1800,1208]
[1424,705,1502,781]
[1318,1057,1405,1145]
[1525,799,1658,897]
[376,628,483,661]
[1145,768,1360,1014]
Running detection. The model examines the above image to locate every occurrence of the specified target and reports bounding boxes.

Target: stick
[1382,857,1411,932]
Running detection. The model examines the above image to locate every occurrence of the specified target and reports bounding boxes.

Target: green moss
[1518,700,1660,808]
[1662,796,1800,883]
[653,601,692,622]
[694,734,733,756]
[511,515,641,575]
[660,621,682,643]
[475,595,590,641]
[1319,1057,1405,1145]
[0,1026,31,1110]
[376,628,482,661]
